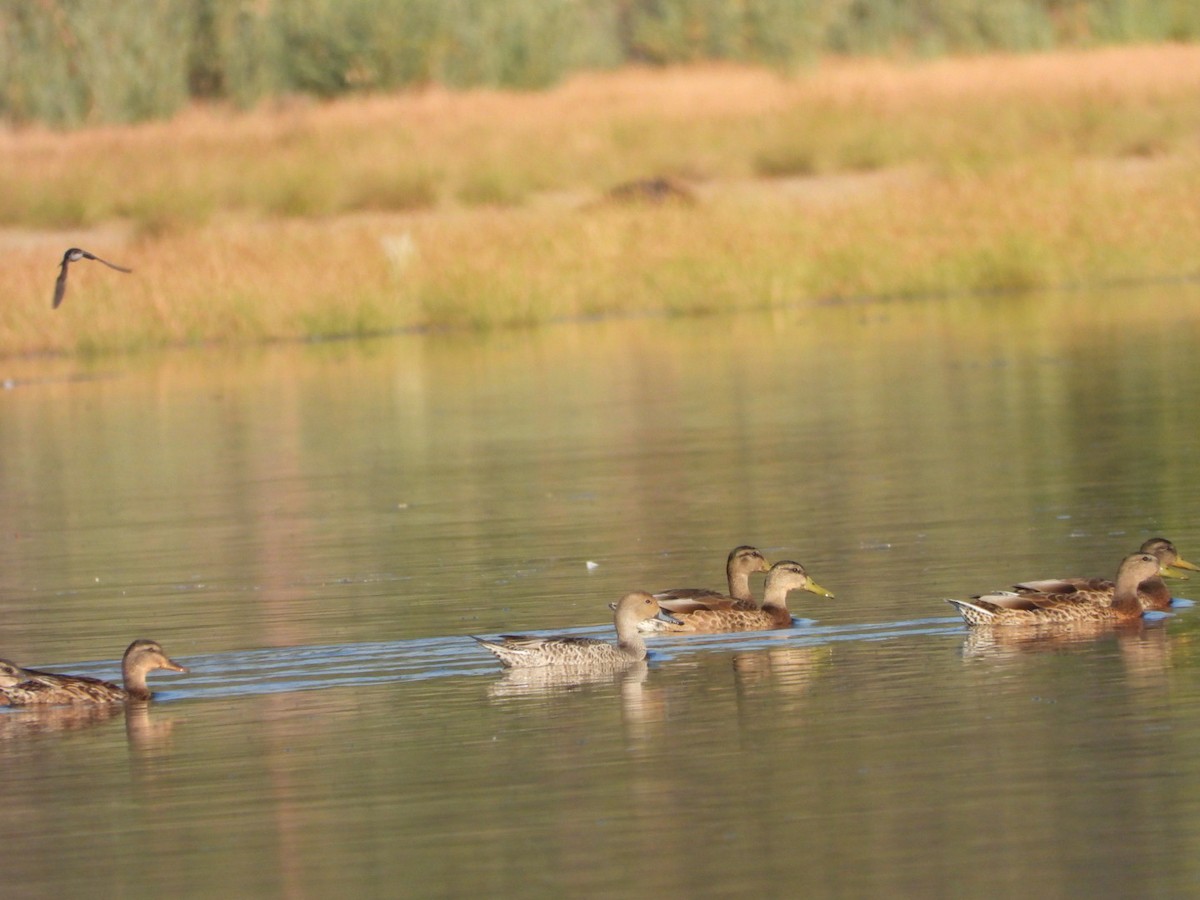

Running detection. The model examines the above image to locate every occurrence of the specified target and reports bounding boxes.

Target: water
[3,285,1200,897]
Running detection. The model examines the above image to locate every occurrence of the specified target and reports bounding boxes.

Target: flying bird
[53,247,132,309]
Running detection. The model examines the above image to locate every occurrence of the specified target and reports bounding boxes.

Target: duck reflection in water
[732,645,831,695]
[960,620,1134,658]
[959,619,1172,687]
[0,703,124,741]
[486,662,669,741]
[487,660,650,699]
[0,698,178,754]
[125,702,179,755]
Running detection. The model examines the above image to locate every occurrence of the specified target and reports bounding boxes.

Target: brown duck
[649,560,834,634]
[0,640,187,705]
[472,591,679,669]
[947,552,1161,626]
[653,545,771,614]
[1010,537,1198,612]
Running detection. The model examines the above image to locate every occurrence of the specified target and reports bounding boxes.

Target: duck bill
[805,579,836,599]
[655,609,683,625]
[1165,556,1200,575]
[161,657,188,673]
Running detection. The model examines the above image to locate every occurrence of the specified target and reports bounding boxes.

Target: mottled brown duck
[0,640,187,706]
[947,552,1160,626]
[1011,537,1198,611]
[472,591,679,669]
[647,560,834,634]
[652,545,771,615]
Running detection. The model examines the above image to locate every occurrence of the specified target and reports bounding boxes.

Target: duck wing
[653,589,738,613]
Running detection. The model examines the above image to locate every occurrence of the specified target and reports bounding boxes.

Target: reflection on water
[486,659,649,698]
[0,703,123,742]
[3,285,1200,895]
[124,702,179,756]
[732,644,830,693]
[962,619,1179,688]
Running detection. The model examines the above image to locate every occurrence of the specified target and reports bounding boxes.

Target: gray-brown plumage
[649,560,835,634]
[0,640,187,705]
[652,545,771,615]
[1010,537,1197,612]
[53,247,132,309]
[947,552,1160,626]
[472,592,679,669]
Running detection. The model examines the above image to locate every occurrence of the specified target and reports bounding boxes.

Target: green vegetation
[4,0,1200,126]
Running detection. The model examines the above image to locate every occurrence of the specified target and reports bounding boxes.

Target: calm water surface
[3,286,1200,897]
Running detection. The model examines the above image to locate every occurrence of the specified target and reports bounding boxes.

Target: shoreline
[3,46,1200,357]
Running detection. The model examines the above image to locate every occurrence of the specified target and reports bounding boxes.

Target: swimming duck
[1147,537,1200,578]
[472,592,680,669]
[652,545,771,614]
[0,640,187,705]
[947,552,1160,626]
[53,247,132,309]
[646,560,834,634]
[1010,537,1198,611]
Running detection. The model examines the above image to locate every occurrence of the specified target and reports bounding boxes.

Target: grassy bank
[3,45,1200,357]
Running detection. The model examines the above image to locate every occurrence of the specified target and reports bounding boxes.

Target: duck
[0,640,187,705]
[652,545,771,614]
[53,247,133,309]
[1010,537,1198,611]
[645,560,834,634]
[1147,537,1200,578]
[472,591,680,669]
[947,552,1160,626]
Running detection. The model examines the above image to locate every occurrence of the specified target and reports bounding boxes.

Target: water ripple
[23,615,972,704]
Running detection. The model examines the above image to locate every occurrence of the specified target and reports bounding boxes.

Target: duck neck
[1138,575,1171,611]
[760,581,793,612]
[728,569,754,602]
[1111,572,1145,616]
[614,616,649,660]
[122,662,151,701]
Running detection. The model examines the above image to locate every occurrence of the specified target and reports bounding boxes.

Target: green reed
[4,0,1200,126]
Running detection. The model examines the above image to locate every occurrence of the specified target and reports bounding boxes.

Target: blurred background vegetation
[4,0,1200,126]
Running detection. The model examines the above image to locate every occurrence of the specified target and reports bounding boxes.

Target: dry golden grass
[4,44,1200,356]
